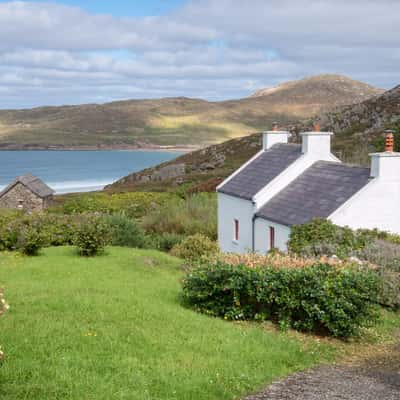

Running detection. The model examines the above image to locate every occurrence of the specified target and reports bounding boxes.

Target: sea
[0,150,182,194]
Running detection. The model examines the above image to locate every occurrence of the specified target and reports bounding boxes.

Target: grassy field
[0,247,336,400]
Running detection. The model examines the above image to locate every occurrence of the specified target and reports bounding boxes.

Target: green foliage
[142,193,217,239]
[17,224,45,256]
[104,213,147,248]
[182,262,381,338]
[74,214,111,256]
[171,234,219,262]
[51,192,175,218]
[288,218,372,258]
[0,210,22,251]
[151,232,185,251]
[355,239,400,309]
[288,219,400,309]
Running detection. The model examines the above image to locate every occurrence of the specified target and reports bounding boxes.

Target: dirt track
[244,344,400,400]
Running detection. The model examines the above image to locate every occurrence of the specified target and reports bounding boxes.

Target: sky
[0,0,399,109]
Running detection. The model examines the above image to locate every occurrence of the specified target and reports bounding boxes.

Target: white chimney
[262,123,290,150]
[370,130,400,180]
[300,123,333,157]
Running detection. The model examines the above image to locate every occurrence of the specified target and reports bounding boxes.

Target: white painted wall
[254,218,291,253]
[330,178,400,234]
[218,192,255,253]
[262,131,289,150]
[331,152,400,234]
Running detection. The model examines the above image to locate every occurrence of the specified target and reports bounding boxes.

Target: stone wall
[0,183,45,212]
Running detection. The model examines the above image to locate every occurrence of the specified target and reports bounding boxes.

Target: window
[269,226,275,250]
[17,199,24,210]
[234,219,239,241]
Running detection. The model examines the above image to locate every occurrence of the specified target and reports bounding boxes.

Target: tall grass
[142,193,217,239]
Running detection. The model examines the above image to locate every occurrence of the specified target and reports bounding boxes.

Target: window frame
[233,219,239,242]
[269,226,275,250]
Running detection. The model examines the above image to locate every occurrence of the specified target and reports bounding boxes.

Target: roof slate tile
[256,161,371,226]
[218,143,302,200]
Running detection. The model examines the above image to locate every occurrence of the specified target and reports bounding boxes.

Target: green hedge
[288,219,400,309]
[182,262,381,338]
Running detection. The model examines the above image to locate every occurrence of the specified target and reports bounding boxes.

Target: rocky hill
[0,74,382,150]
[107,83,400,193]
[105,133,262,192]
[318,85,400,162]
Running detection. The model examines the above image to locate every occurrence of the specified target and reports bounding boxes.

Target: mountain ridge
[0,74,382,150]
[106,83,400,192]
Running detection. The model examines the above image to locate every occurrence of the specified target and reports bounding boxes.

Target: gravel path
[244,344,400,400]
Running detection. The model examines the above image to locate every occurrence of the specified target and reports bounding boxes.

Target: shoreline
[0,144,200,153]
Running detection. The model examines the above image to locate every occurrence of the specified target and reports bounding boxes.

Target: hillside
[0,74,382,150]
[105,133,262,192]
[319,85,400,162]
[251,74,381,108]
[107,84,400,193]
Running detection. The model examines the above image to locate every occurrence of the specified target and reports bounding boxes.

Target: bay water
[0,151,181,194]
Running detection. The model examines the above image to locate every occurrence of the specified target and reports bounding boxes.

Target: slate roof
[0,174,55,198]
[256,161,371,226]
[217,143,302,200]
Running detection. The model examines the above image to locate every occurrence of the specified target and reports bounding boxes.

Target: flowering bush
[211,251,344,270]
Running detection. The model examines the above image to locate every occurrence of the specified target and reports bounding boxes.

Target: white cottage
[217,127,400,253]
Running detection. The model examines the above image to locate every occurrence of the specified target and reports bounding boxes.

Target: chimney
[300,123,333,157]
[262,123,290,150]
[370,130,400,180]
[385,130,394,152]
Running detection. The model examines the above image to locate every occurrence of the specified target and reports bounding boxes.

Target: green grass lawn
[0,247,336,399]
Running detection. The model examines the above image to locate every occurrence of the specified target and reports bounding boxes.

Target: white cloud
[0,0,398,108]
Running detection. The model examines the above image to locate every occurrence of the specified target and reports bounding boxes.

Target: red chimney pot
[385,130,394,152]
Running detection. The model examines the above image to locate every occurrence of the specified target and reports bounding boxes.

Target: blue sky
[0,0,399,108]
[0,0,186,16]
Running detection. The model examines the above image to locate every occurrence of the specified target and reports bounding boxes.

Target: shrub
[182,262,381,338]
[288,219,371,258]
[142,193,217,239]
[37,214,77,246]
[17,224,45,256]
[171,234,219,262]
[51,192,174,218]
[0,210,22,251]
[105,213,147,248]
[152,232,185,252]
[74,214,110,256]
[355,239,400,308]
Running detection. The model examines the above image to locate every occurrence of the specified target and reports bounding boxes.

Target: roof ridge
[315,160,370,170]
